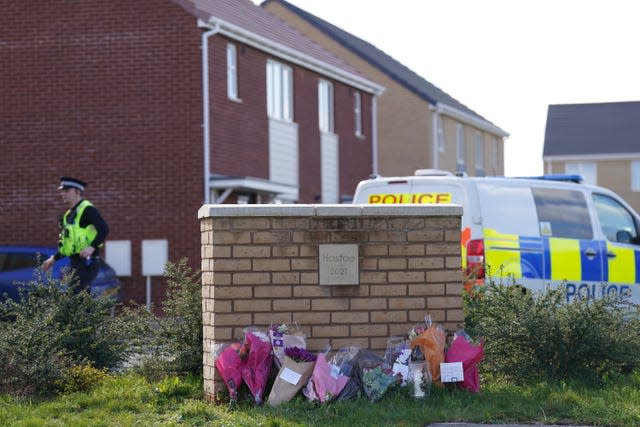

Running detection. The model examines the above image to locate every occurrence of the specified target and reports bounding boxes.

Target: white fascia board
[544,152,640,162]
[435,103,509,138]
[200,19,385,96]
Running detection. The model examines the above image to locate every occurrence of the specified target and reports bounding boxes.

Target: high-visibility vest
[58,200,97,256]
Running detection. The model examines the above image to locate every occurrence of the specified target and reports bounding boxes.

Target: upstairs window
[226,44,238,100]
[456,124,465,172]
[565,161,596,185]
[632,160,640,191]
[354,91,362,137]
[475,131,484,174]
[318,79,334,133]
[493,137,500,170]
[266,60,293,121]
[437,116,445,153]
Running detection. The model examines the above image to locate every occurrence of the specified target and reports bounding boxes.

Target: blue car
[0,245,121,303]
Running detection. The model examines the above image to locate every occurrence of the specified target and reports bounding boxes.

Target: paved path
[427,424,594,427]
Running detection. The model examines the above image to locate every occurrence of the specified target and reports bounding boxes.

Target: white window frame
[632,160,640,191]
[266,60,293,122]
[318,79,334,133]
[475,131,484,171]
[226,43,238,100]
[456,124,465,171]
[354,91,362,137]
[437,116,445,153]
[493,137,500,170]
[565,161,597,185]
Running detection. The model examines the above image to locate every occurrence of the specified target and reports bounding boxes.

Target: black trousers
[69,255,101,293]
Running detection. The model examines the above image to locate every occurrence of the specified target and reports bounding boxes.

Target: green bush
[58,364,109,394]
[0,271,147,396]
[465,278,640,385]
[139,259,203,378]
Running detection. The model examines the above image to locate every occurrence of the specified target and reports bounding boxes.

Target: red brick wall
[1,0,204,306]
[1,0,376,306]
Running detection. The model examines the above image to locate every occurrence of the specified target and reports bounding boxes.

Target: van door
[531,187,604,300]
[476,183,545,282]
[591,192,640,303]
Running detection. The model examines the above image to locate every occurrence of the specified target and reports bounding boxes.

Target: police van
[352,169,640,304]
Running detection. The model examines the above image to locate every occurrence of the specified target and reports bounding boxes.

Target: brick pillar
[199,204,463,401]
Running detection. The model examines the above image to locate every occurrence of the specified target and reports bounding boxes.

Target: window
[532,187,593,239]
[226,44,238,100]
[354,91,362,137]
[437,116,445,153]
[266,60,293,121]
[593,193,639,243]
[318,79,334,133]
[565,161,596,185]
[475,131,484,174]
[493,137,500,170]
[456,124,465,172]
[632,161,640,191]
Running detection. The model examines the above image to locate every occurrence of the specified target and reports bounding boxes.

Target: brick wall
[199,204,463,400]
[1,0,376,307]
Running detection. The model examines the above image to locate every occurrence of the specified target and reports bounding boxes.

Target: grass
[1,373,640,426]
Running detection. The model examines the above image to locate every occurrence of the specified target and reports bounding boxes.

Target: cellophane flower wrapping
[444,331,484,392]
[303,352,349,403]
[357,349,400,402]
[329,346,364,401]
[212,341,244,402]
[383,336,411,386]
[267,347,317,406]
[240,329,272,405]
[410,324,446,384]
[269,323,307,368]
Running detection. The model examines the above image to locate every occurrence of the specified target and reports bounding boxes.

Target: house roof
[262,0,507,136]
[171,0,383,94]
[543,101,640,158]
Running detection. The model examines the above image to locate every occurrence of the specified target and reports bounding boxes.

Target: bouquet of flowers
[357,349,400,402]
[445,330,484,392]
[383,336,411,386]
[240,328,272,405]
[212,341,245,402]
[303,352,349,403]
[269,322,307,368]
[267,346,317,406]
[329,346,364,401]
[409,317,445,385]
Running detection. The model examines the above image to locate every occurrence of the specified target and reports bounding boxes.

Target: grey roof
[171,0,378,91]
[262,0,493,125]
[543,101,640,157]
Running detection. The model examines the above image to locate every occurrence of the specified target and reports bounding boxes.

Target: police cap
[58,176,87,192]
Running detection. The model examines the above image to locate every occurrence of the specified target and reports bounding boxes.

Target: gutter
[199,20,221,205]
[203,17,384,96]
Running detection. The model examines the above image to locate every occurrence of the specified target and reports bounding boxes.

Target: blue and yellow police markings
[482,228,639,304]
[483,228,526,279]
[606,242,636,284]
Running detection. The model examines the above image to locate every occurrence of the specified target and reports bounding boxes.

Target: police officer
[42,177,109,293]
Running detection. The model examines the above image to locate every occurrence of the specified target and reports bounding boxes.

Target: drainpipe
[200,21,220,205]
[431,105,439,170]
[371,95,378,176]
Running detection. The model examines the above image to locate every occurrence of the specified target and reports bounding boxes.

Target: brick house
[1,0,382,306]
[543,101,640,213]
[263,0,508,177]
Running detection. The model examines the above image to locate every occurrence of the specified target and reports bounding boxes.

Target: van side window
[592,193,639,244]
[532,188,593,239]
